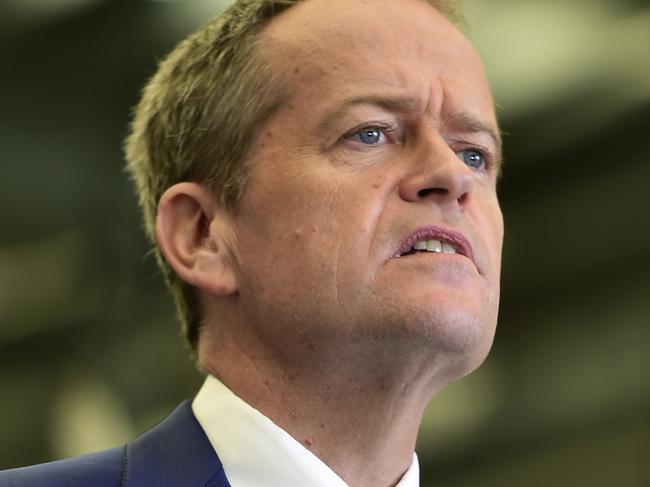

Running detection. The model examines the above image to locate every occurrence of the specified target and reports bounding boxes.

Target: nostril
[417,187,447,198]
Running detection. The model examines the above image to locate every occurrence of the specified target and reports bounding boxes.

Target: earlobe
[156,182,239,297]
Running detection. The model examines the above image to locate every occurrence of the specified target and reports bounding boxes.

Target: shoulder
[0,402,229,487]
[0,446,124,487]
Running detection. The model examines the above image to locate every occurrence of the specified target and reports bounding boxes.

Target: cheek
[491,200,505,263]
[472,191,504,273]
[237,171,346,277]
[486,205,504,294]
[238,150,394,290]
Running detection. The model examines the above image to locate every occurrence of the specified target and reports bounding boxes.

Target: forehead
[261,0,495,124]
[264,0,462,52]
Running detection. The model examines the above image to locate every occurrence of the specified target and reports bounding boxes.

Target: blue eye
[458,149,486,170]
[352,127,383,145]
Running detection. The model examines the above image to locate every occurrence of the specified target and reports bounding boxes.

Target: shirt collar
[192,375,419,487]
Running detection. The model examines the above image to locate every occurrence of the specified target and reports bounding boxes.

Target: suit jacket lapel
[122,401,231,487]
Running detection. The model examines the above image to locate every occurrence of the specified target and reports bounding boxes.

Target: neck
[199,317,451,487]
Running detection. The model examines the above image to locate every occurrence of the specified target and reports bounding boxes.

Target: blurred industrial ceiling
[0,1,648,485]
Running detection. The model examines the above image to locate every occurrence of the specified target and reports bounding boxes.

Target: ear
[155,182,238,296]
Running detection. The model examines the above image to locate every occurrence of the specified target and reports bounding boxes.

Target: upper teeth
[412,240,456,254]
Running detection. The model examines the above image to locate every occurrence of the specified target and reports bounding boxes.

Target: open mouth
[399,239,458,257]
[392,227,474,262]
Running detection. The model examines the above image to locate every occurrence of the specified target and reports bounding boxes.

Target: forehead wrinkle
[314,94,425,135]
[441,110,503,153]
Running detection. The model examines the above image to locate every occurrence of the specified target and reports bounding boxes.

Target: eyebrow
[315,94,504,170]
[315,94,422,135]
[442,110,503,156]
[441,110,505,175]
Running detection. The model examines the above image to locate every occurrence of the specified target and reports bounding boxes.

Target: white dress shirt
[192,375,420,487]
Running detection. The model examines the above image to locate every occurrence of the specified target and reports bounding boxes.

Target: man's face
[226,0,503,376]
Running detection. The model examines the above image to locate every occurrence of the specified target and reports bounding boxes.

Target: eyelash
[343,123,400,147]
[456,145,492,172]
[341,124,496,173]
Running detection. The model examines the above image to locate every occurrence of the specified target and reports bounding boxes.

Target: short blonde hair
[124,0,464,352]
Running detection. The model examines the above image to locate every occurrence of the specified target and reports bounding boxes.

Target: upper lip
[392,226,475,263]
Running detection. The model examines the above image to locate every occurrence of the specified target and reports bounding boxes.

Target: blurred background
[0,0,648,485]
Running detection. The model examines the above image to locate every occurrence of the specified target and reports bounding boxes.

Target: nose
[398,141,473,211]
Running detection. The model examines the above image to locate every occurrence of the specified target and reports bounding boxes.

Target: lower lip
[392,251,478,270]
[395,251,465,259]
[403,258,479,284]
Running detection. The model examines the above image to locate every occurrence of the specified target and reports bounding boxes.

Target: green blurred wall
[1,1,648,485]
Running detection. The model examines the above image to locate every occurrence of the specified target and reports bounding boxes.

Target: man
[0,0,503,485]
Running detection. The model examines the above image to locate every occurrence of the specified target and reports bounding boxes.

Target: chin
[365,290,498,375]
[427,298,498,379]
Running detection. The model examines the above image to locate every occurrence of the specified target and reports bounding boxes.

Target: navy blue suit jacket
[0,401,231,487]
